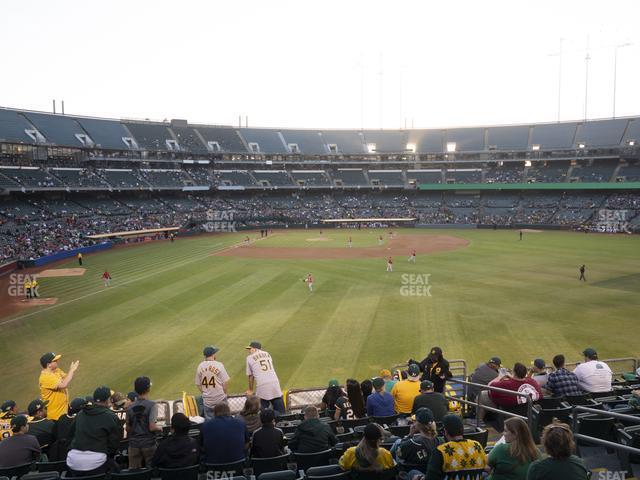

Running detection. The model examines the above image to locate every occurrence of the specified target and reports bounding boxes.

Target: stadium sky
[2,0,639,129]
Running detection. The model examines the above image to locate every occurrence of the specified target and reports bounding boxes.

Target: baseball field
[1,228,639,407]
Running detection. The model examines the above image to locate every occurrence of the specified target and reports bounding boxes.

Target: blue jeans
[261,396,285,414]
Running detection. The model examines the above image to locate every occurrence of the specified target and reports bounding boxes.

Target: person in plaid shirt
[546,355,583,397]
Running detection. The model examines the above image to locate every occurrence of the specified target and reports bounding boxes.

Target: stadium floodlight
[628,140,635,146]
[525,160,532,167]
[367,143,377,153]
[578,143,586,149]
[531,144,541,151]
[446,142,457,153]
[405,143,416,153]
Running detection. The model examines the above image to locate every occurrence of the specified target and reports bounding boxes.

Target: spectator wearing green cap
[391,364,422,414]
[421,414,487,480]
[394,407,442,475]
[0,415,41,467]
[573,348,612,393]
[321,380,345,416]
[66,386,122,476]
[366,377,395,417]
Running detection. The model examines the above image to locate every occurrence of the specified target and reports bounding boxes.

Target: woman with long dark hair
[321,380,345,416]
[360,379,373,405]
[346,378,366,418]
[486,417,540,480]
[339,423,395,472]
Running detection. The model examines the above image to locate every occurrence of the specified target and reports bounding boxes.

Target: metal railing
[447,378,535,431]
[565,357,638,376]
[570,405,640,472]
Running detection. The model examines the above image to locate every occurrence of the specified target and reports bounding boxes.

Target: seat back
[306,464,343,477]
[37,461,67,473]
[293,449,333,472]
[335,428,356,443]
[389,424,410,437]
[60,472,106,480]
[370,415,399,426]
[158,464,200,480]
[250,454,291,477]
[442,468,485,480]
[258,470,297,480]
[340,418,370,429]
[307,472,350,480]
[203,460,246,477]
[537,397,563,409]
[110,469,153,480]
[463,428,488,447]
[577,415,616,444]
[351,468,396,480]
[0,462,33,478]
[20,473,60,480]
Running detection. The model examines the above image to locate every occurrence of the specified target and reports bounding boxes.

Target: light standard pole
[613,42,632,118]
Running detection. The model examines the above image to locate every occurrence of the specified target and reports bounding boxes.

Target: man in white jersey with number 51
[195,346,230,420]
[245,341,285,414]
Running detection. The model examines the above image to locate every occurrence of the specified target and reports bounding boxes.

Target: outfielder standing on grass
[408,250,416,263]
[245,341,285,414]
[196,346,230,420]
[102,270,111,287]
[387,256,393,272]
[305,273,314,292]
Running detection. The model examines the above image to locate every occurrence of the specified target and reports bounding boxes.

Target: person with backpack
[126,376,162,469]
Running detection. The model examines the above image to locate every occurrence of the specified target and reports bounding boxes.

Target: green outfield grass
[1,228,639,407]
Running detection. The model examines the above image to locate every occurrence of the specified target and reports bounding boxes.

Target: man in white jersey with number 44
[245,341,285,414]
[195,346,230,420]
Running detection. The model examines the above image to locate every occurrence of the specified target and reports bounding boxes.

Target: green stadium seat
[37,461,67,473]
[110,469,153,479]
[306,465,343,478]
[0,462,32,479]
[258,470,297,480]
[293,449,334,472]
[20,473,60,480]
[250,453,291,477]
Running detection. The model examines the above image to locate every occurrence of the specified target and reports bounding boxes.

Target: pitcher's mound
[37,268,86,278]
[16,298,58,307]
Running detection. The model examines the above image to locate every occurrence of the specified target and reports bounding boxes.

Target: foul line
[0,241,233,327]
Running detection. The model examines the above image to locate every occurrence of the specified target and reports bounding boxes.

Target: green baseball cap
[583,348,598,359]
[328,379,339,387]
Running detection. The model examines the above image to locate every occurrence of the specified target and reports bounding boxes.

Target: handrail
[445,394,528,421]
[565,356,638,376]
[571,405,640,432]
[447,378,535,431]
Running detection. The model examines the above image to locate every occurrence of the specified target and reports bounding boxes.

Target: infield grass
[1,228,639,406]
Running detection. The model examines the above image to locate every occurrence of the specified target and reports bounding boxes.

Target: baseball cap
[379,369,392,377]
[134,376,152,395]
[111,392,126,408]
[429,347,443,359]
[40,352,62,368]
[69,397,87,415]
[127,392,138,402]
[372,377,385,390]
[27,399,49,416]
[203,346,219,357]
[245,341,262,350]
[533,359,546,369]
[583,348,598,359]
[407,364,421,378]
[10,415,28,429]
[488,357,502,366]
[1,400,16,413]
[442,414,464,436]
[328,379,339,387]
[93,386,113,403]
[420,380,434,391]
[415,407,434,425]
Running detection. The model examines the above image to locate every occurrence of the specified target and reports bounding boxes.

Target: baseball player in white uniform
[195,346,230,419]
[245,341,285,413]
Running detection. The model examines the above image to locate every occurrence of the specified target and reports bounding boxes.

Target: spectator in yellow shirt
[38,352,79,420]
[339,423,395,472]
[391,364,422,414]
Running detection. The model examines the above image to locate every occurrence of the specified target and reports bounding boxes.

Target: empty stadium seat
[576,414,617,446]
[60,472,106,480]
[463,427,489,447]
[21,473,60,480]
[157,464,199,480]
[258,470,297,480]
[370,414,399,426]
[250,454,291,477]
[293,449,334,472]
[110,469,153,479]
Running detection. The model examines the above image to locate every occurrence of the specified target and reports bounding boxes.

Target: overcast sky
[1,0,639,129]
